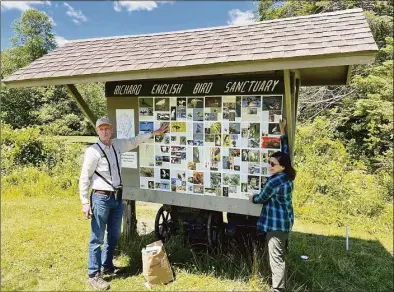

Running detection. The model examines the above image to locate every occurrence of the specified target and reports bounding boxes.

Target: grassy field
[1,191,392,292]
[1,187,393,291]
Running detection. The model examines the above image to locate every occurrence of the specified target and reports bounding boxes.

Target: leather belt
[94,190,114,195]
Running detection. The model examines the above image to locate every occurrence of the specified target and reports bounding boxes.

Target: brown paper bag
[142,240,174,289]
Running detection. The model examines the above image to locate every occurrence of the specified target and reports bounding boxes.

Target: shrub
[1,123,83,197]
[293,118,392,231]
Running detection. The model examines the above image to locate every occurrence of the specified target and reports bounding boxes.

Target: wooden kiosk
[3,9,378,241]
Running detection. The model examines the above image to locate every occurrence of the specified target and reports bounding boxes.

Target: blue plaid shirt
[252,135,294,233]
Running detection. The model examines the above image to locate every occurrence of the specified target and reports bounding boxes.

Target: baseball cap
[95,117,112,128]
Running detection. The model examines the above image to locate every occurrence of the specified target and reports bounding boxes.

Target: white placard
[121,152,138,168]
[116,109,135,139]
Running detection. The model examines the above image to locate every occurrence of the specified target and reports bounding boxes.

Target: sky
[1,1,259,50]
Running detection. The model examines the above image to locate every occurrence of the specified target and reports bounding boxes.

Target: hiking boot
[101,265,125,276]
[88,273,110,290]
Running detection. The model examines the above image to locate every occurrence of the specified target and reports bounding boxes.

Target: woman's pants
[266,231,289,292]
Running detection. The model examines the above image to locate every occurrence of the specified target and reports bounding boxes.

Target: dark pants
[88,192,123,277]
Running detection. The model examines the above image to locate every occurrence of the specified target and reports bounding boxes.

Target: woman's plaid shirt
[252,135,294,233]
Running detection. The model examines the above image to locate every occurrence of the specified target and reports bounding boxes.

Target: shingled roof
[3,8,377,87]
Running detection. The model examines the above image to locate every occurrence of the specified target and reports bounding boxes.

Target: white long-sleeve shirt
[79,133,151,204]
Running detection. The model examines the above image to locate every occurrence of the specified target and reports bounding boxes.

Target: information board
[138,95,283,200]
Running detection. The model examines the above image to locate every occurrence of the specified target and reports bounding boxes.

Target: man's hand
[82,203,92,219]
[153,123,169,136]
[279,118,287,135]
[247,195,254,202]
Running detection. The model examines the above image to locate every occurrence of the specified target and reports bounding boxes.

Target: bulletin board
[137,94,283,200]
[106,75,285,212]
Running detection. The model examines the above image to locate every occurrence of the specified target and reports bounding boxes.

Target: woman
[248,118,296,292]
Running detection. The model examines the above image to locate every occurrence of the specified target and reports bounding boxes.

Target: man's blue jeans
[88,192,123,277]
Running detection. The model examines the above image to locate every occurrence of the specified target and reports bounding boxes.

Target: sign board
[105,76,284,97]
[121,152,138,169]
[137,94,284,200]
[116,109,135,138]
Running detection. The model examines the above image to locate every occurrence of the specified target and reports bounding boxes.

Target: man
[79,117,168,290]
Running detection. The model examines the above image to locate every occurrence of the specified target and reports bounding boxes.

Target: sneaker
[101,266,125,276]
[88,273,110,290]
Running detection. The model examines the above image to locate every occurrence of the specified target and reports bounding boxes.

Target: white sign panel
[121,152,138,169]
[116,109,135,139]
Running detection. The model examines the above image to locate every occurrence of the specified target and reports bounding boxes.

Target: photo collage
[138,95,283,200]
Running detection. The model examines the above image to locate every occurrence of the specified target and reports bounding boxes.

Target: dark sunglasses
[269,161,279,167]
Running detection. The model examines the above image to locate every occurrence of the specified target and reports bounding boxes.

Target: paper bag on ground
[142,240,174,288]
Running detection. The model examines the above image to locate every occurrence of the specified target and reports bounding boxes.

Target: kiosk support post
[284,70,295,161]
[122,200,137,241]
[66,84,97,127]
[292,77,301,153]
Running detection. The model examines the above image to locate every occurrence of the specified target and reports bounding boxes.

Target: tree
[258,0,393,199]
[1,9,56,128]
[334,38,393,169]
[11,9,56,63]
[1,9,103,135]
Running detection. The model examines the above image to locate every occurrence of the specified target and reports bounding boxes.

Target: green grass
[1,192,393,291]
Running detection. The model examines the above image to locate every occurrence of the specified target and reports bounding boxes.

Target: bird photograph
[262,96,282,111]
[188,98,203,108]
[248,150,260,162]
[242,96,261,107]
[177,98,186,106]
[193,147,200,163]
[157,113,170,120]
[229,123,240,134]
[205,96,221,108]
[139,98,153,108]
[171,108,176,120]
[171,122,186,132]
[177,172,186,181]
[160,169,170,179]
[269,123,281,135]
[242,149,249,162]
[194,123,202,133]
[248,139,259,148]
[155,98,169,111]
[211,147,221,162]
[193,172,204,185]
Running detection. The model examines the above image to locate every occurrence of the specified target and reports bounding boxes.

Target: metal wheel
[207,211,223,246]
[154,206,173,241]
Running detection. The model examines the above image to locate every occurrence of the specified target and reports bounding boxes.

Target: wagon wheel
[154,206,173,241]
[207,212,223,247]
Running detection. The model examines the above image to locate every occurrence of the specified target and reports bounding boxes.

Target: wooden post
[66,84,97,127]
[290,73,298,153]
[293,78,300,151]
[290,70,301,153]
[346,65,353,85]
[122,200,137,241]
[283,70,295,160]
